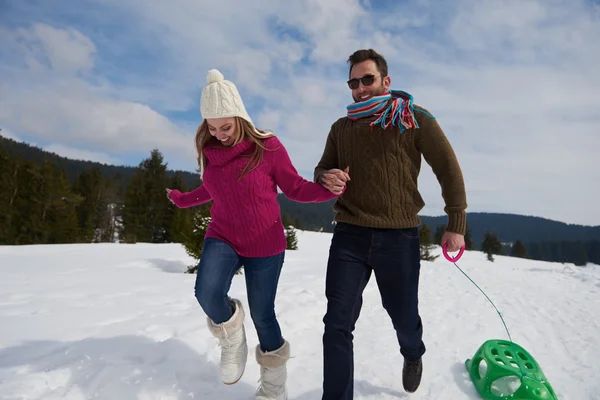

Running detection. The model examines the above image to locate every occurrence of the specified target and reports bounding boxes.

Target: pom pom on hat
[206,69,224,84]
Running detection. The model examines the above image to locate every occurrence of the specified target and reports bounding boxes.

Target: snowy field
[1,230,599,400]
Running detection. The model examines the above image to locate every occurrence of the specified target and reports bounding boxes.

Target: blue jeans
[322,222,426,400]
[194,238,285,352]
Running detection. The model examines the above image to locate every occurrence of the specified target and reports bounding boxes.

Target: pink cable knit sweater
[168,136,343,257]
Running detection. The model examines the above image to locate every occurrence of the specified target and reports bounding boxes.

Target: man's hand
[321,167,350,195]
[441,231,465,252]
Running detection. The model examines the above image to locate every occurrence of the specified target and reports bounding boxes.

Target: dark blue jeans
[322,222,426,400]
[194,238,285,352]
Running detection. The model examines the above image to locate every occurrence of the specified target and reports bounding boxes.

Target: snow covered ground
[1,230,599,399]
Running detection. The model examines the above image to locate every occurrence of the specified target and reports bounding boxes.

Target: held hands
[441,231,465,253]
[321,167,350,195]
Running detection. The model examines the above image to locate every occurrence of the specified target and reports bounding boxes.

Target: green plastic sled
[465,339,558,400]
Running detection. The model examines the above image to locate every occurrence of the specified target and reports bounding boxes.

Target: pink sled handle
[442,243,465,262]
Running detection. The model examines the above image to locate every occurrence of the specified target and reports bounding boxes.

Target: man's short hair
[347,49,388,78]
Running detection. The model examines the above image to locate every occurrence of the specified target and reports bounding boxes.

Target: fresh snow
[1,230,599,399]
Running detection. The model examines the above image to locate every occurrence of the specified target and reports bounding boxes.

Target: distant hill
[3,134,599,248]
[419,213,600,245]
[279,197,600,245]
[0,135,201,191]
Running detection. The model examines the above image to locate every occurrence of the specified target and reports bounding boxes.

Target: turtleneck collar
[204,138,255,166]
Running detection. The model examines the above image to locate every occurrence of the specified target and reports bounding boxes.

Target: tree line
[475,231,597,266]
[0,145,298,272]
[0,145,188,246]
[4,133,600,245]
[417,225,598,266]
[1,138,597,267]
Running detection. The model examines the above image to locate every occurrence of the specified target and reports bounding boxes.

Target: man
[314,49,467,399]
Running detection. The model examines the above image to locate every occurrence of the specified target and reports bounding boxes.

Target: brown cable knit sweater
[313,105,467,235]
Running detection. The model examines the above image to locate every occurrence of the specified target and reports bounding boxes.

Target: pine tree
[72,167,105,242]
[181,203,212,273]
[96,177,120,242]
[281,211,298,250]
[0,143,16,244]
[286,226,298,250]
[142,149,171,242]
[121,168,146,243]
[166,172,194,243]
[121,149,171,243]
[38,160,83,244]
[511,240,528,258]
[7,158,82,245]
[481,231,503,262]
[13,160,47,244]
[419,224,438,261]
[464,226,474,250]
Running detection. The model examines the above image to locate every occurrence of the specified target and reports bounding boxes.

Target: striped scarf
[346,90,419,132]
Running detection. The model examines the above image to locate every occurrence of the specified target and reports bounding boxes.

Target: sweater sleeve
[169,185,212,208]
[313,122,339,184]
[271,139,343,203]
[415,109,468,235]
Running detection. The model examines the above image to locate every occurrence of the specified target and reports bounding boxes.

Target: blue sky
[1,0,599,225]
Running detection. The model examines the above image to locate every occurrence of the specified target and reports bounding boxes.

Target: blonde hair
[194,117,275,179]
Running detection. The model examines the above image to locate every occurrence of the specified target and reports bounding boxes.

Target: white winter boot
[206,298,248,385]
[255,339,290,400]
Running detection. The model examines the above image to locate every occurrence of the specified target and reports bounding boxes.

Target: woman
[166,69,346,400]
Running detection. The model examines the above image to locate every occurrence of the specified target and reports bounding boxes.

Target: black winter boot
[402,357,422,393]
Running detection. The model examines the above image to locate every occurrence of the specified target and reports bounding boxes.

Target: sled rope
[446,248,547,385]
[451,260,515,343]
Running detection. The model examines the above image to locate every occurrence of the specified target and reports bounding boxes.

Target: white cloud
[1,0,599,224]
[0,74,196,164]
[1,23,96,74]
[43,143,121,165]
[0,23,197,170]
[31,24,97,73]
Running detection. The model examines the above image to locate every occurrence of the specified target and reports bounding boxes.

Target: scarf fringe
[347,90,419,132]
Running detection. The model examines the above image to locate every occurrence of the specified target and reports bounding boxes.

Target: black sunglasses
[347,74,379,89]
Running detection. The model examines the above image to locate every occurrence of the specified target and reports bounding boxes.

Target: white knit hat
[200,69,267,136]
